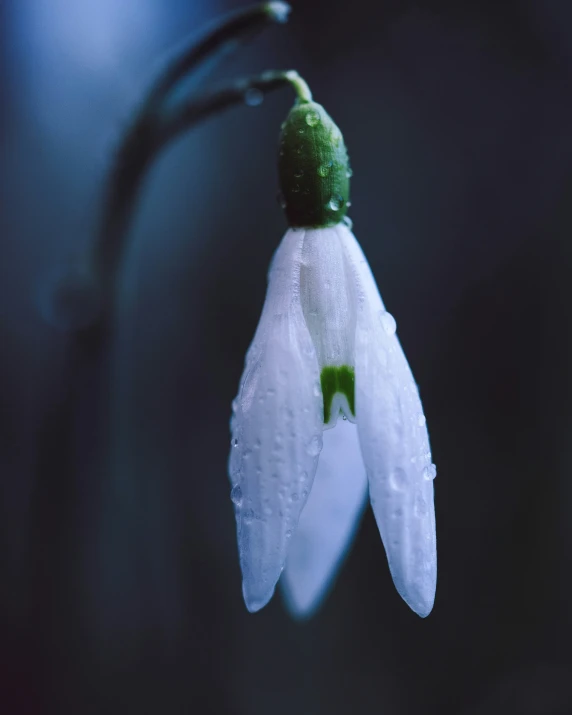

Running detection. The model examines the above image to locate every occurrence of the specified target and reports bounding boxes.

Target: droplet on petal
[423,464,437,481]
[379,311,397,335]
[230,485,243,506]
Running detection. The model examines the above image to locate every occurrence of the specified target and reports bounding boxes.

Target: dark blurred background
[3,0,572,713]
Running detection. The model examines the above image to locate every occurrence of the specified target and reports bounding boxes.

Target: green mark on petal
[320,365,355,424]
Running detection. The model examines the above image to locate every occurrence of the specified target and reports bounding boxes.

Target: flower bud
[278,100,350,228]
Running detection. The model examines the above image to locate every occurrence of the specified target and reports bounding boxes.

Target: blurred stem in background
[48,1,311,338]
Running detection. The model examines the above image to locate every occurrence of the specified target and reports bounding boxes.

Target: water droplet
[292,184,300,193]
[305,110,320,127]
[243,508,255,525]
[307,435,322,456]
[414,495,428,517]
[342,414,347,420]
[230,485,243,506]
[389,467,407,491]
[297,128,305,135]
[379,311,397,335]
[302,489,308,498]
[293,168,304,178]
[244,88,264,107]
[300,471,308,482]
[285,529,293,538]
[328,196,342,211]
[317,164,330,178]
[342,216,353,230]
[346,200,352,207]
[417,413,426,427]
[291,493,299,502]
[232,438,239,448]
[423,464,437,481]
[346,168,354,178]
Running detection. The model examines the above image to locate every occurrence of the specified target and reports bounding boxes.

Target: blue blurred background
[3,0,572,713]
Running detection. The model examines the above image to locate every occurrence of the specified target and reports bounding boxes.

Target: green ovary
[320,365,355,424]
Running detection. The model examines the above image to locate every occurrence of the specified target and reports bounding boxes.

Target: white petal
[281,419,368,618]
[229,229,324,613]
[300,227,356,372]
[338,224,437,617]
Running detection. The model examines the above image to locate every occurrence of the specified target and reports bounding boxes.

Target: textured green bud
[278,100,350,228]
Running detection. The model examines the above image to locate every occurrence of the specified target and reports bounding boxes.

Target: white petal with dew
[338,224,437,617]
[281,419,368,618]
[229,229,324,613]
[300,227,356,372]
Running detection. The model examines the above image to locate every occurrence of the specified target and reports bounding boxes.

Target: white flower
[229,222,437,618]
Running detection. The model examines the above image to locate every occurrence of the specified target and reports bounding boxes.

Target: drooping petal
[299,227,358,426]
[281,418,368,618]
[338,224,437,617]
[229,229,324,613]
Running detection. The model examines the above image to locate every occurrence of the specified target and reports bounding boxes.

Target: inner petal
[300,228,357,426]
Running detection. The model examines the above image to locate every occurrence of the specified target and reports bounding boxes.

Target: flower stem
[159,70,312,145]
[54,3,293,334]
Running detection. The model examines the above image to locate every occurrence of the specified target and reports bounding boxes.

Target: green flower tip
[278,100,351,228]
[265,2,291,23]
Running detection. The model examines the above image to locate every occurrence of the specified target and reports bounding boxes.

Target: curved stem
[82,3,292,328]
[159,70,311,147]
[145,2,291,113]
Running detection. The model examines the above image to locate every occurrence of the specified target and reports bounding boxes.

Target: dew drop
[297,128,305,135]
[292,184,300,193]
[379,311,397,335]
[244,88,264,107]
[423,463,437,481]
[285,529,293,539]
[232,438,239,448]
[317,164,330,178]
[346,168,354,178]
[293,168,304,178]
[291,492,299,502]
[414,495,428,517]
[230,485,243,506]
[302,489,308,498]
[305,110,320,127]
[300,471,308,482]
[243,508,255,525]
[342,414,347,421]
[328,196,342,211]
[307,435,322,456]
[417,413,427,427]
[389,467,407,491]
[342,216,353,230]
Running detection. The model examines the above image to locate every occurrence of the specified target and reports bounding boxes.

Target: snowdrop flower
[229,87,436,618]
